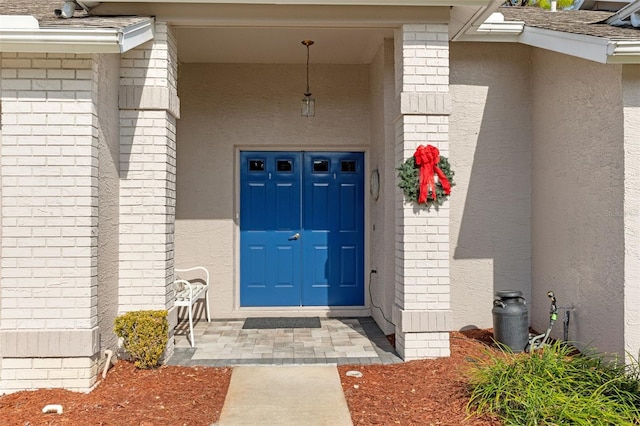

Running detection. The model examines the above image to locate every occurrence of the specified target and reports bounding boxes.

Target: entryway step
[216,365,353,426]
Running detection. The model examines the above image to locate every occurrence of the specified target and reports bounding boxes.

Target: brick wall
[118,23,179,349]
[393,24,452,360]
[0,52,101,392]
[118,110,176,311]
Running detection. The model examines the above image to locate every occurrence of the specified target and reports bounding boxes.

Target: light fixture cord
[305,43,311,96]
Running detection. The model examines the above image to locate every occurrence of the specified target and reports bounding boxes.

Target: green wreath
[397,155,455,208]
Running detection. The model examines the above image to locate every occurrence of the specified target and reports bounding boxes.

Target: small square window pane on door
[277,159,293,172]
[313,160,329,173]
[341,160,357,173]
[249,159,265,172]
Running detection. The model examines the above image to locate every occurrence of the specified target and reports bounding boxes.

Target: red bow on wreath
[413,144,451,204]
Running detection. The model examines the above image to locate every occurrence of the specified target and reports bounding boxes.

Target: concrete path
[216,365,353,426]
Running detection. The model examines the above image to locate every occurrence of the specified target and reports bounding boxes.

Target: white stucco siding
[175,62,370,317]
[96,53,121,354]
[368,39,396,335]
[622,64,640,360]
[531,49,625,355]
[449,42,532,331]
[0,63,3,382]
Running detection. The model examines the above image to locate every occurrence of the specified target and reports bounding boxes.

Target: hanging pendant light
[301,40,315,117]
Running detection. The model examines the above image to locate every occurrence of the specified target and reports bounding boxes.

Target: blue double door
[240,151,364,307]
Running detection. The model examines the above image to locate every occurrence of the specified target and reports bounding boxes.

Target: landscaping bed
[0,330,500,425]
[339,329,500,425]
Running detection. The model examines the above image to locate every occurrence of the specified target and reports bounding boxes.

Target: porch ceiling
[176,26,392,63]
[91,2,458,64]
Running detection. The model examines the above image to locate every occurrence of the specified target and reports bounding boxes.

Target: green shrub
[114,310,169,369]
[467,342,640,425]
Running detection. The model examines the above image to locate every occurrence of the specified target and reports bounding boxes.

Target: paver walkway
[168,317,401,367]
[168,317,396,425]
[215,365,353,426]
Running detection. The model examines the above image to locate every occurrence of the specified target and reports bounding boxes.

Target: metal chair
[174,266,211,347]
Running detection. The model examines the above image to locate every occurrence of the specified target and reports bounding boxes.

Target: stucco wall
[96,54,120,353]
[0,69,2,377]
[368,39,396,334]
[622,64,640,358]
[531,49,625,355]
[449,42,532,330]
[175,62,370,317]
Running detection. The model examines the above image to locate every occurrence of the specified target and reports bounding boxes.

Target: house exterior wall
[0,62,2,384]
[531,48,625,355]
[0,21,180,394]
[3,8,637,394]
[622,64,640,359]
[0,52,102,393]
[118,22,180,357]
[368,39,397,335]
[449,42,532,330]
[97,53,121,357]
[174,62,370,317]
[392,24,452,359]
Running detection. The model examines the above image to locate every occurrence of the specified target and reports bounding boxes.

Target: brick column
[393,24,452,360]
[118,23,179,347]
[0,53,100,392]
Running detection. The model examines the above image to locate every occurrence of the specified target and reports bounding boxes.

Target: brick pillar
[393,24,452,360]
[118,23,179,350]
[0,53,101,392]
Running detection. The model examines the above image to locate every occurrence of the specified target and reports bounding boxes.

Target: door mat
[242,317,321,329]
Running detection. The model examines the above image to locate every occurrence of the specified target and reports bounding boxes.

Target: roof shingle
[3,1,640,41]
[501,6,640,40]
[0,0,149,29]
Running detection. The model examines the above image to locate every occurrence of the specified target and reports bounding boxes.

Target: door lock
[288,233,301,240]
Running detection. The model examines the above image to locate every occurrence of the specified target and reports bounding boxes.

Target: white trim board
[0,18,154,54]
[518,26,640,64]
[519,26,612,64]
[459,17,640,64]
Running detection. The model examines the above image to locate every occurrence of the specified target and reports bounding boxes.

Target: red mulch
[0,363,232,426]
[0,329,502,425]
[338,330,502,425]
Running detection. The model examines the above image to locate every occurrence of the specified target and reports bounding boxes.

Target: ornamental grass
[467,342,640,425]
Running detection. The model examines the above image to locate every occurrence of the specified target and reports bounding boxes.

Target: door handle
[288,233,300,241]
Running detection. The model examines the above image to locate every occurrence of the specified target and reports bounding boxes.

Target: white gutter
[477,14,525,34]
[0,18,154,54]
[519,26,611,63]
[517,26,640,64]
[451,0,506,41]
[456,11,640,64]
[607,39,640,63]
[455,12,524,42]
